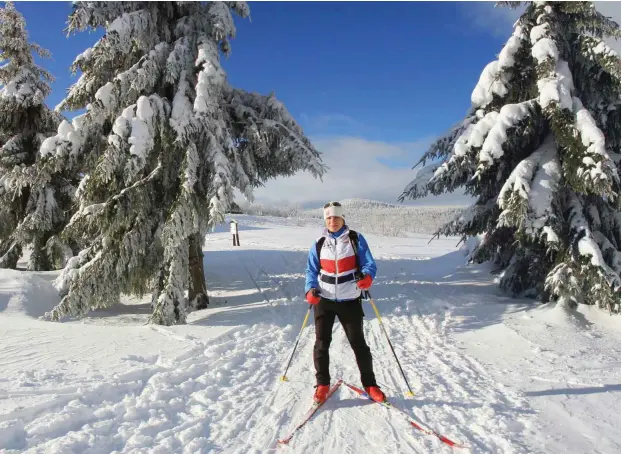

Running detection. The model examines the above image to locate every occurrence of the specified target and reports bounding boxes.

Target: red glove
[356,274,373,290]
[306,288,321,305]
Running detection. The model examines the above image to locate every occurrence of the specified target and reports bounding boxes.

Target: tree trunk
[0,239,21,269]
[28,233,53,271]
[188,233,209,309]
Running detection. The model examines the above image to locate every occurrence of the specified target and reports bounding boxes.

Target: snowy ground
[0,215,619,453]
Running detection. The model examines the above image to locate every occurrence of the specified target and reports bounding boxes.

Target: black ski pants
[313,297,377,387]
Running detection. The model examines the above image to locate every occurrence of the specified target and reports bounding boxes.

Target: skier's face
[325,216,344,232]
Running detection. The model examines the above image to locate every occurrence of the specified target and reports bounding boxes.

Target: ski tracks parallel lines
[370,283,536,453]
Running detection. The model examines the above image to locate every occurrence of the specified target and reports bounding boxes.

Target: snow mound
[0,269,61,318]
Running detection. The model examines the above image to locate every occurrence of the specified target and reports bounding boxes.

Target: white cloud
[245,136,474,208]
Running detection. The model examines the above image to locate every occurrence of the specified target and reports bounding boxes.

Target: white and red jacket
[305,226,377,302]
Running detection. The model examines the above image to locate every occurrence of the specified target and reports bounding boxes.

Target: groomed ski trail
[1,220,539,453]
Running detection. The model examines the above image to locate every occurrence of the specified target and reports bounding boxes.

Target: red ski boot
[364,386,386,403]
[313,385,330,403]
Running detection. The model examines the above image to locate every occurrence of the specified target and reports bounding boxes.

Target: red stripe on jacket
[320,255,357,274]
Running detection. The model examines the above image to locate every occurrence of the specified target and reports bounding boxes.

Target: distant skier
[304,201,386,403]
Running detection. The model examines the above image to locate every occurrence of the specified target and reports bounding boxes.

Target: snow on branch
[472,25,528,108]
[441,197,497,237]
[428,112,497,182]
[416,114,477,166]
[567,192,618,284]
[531,7,575,112]
[107,9,158,55]
[497,134,562,242]
[571,97,619,198]
[194,38,226,116]
[399,162,439,201]
[592,230,622,278]
[527,137,562,233]
[578,35,621,85]
[475,101,534,173]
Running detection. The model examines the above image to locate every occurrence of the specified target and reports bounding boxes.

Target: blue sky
[13,2,621,207]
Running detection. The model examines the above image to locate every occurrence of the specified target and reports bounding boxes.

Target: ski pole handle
[280,304,313,381]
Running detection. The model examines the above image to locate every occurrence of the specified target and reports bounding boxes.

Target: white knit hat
[323,202,344,219]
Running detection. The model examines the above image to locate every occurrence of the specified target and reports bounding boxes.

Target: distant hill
[236,197,467,236]
[338,198,400,209]
[300,198,466,236]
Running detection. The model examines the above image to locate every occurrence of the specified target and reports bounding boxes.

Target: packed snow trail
[0,215,618,453]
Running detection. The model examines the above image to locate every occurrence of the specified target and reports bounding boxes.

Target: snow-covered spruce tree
[0,1,66,271]
[44,2,324,325]
[400,1,620,313]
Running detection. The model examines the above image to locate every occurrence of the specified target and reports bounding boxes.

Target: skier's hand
[356,274,373,290]
[306,288,321,305]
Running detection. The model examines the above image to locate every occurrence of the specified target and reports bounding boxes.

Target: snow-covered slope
[0,215,619,453]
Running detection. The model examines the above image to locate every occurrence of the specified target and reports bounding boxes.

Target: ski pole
[364,290,415,397]
[280,304,313,381]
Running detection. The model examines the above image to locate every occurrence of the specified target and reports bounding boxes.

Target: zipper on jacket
[334,237,339,300]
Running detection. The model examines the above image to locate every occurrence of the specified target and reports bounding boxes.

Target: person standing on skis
[304,201,386,404]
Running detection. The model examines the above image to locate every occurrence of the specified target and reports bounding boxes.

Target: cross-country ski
[277,380,343,446]
[342,380,467,449]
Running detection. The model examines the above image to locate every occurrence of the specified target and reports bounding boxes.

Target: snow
[57,121,73,141]
[593,40,618,58]
[572,97,616,186]
[498,26,525,68]
[431,114,498,181]
[532,37,559,64]
[541,225,559,244]
[194,40,226,115]
[74,47,93,64]
[471,61,508,108]
[0,69,40,106]
[128,97,154,160]
[0,215,619,453]
[529,23,549,44]
[40,118,85,158]
[498,144,544,209]
[577,237,609,269]
[573,97,608,158]
[567,194,611,272]
[478,102,532,167]
[170,70,194,140]
[537,59,575,111]
[529,15,575,112]
[94,82,114,110]
[528,135,562,230]
[112,105,135,138]
[183,144,199,194]
[467,112,498,149]
[471,24,526,108]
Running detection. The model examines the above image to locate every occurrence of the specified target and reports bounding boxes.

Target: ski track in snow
[0,217,617,453]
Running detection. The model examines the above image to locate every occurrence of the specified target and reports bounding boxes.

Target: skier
[304,201,386,403]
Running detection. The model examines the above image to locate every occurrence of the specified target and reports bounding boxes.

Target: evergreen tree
[0,1,65,271]
[400,1,620,313]
[45,2,324,325]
